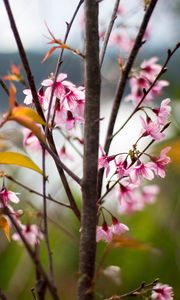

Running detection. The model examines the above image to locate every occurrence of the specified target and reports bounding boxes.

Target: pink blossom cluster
[23,73,85,131]
[23,73,85,157]
[98,145,171,216]
[0,187,43,246]
[125,57,169,105]
[151,283,174,300]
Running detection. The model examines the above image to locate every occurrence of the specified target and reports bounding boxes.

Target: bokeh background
[0,1,179,299]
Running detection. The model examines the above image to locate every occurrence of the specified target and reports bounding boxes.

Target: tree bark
[78,1,100,300]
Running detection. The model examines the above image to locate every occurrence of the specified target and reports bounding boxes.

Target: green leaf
[0,152,43,175]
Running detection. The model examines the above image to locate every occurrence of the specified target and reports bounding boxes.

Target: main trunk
[77,1,100,300]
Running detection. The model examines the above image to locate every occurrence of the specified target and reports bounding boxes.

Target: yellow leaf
[0,215,10,241]
[11,106,46,125]
[7,106,46,143]
[0,152,43,174]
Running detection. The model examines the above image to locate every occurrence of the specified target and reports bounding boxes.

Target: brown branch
[98,0,159,197]
[104,278,159,299]
[100,0,121,68]
[77,1,101,300]
[42,148,54,282]
[0,79,9,96]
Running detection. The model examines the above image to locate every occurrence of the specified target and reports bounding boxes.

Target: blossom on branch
[151,283,174,300]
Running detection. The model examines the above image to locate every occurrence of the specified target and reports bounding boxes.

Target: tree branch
[100,0,121,68]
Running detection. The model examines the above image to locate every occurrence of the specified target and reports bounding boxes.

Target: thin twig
[0,79,9,96]
[41,140,82,185]
[98,0,159,197]
[100,0,121,68]
[42,148,54,282]
[57,128,83,158]
[104,278,159,299]
[4,174,70,208]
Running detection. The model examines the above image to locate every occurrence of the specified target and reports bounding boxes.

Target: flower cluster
[0,187,43,246]
[23,73,85,130]
[125,57,169,105]
[96,217,129,243]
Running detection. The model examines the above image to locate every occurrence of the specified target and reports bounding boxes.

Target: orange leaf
[0,215,10,241]
[9,83,16,111]
[111,235,154,251]
[41,46,60,63]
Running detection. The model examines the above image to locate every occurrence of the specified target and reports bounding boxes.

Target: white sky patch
[0,0,179,53]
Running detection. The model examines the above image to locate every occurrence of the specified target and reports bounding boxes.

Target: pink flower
[110,30,134,53]
[141,57,161,80]
[61,82,85,112]
[140,116,165,140]
[129,161,154,184]
[23,128,42,152]
[12,224,43,246]
[59,145,73,161]
[111,217,129,235]
[119,195,144,214]
[148,147,171,178]
[96,222,112,243]
[115,157,129,178]
[142,185,160,204]
[0,188,20,207]
[125,76,150,105]
[96,219,129,243]
[153,98,171,125]
[118,182,136,204]
[98,145,115,177]
[41,73,67,100]
[23,88,49,110]
[151,283,173,300]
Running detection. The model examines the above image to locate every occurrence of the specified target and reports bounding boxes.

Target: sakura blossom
[0,188,20,207]
[129,160,154,184]
[96,219,129,243]
[12,224,43,246]
[148,147,171,178]
[23,128,42,152]
[151,283,174,300]
[153,98,171,125]
[23,87,49,110]
[140,116,165,140]
[142,185,160,204]
[98,145,116,177]
[41,73,67,100]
